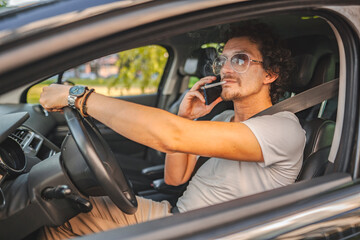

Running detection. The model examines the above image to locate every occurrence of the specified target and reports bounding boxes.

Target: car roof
[0,0,147,34]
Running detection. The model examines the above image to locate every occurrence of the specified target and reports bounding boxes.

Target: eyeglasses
[212,53,263,75]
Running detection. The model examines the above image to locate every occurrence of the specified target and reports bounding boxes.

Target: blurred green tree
[0,0,7,7]
[111,45,168,94]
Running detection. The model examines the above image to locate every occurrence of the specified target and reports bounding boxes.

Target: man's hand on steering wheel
[40,84,138,214]
[40,84,72,112]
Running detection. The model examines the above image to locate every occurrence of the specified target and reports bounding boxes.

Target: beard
[221,89,242,101]
[220,74,242,101]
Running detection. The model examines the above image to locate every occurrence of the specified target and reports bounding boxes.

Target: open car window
[26,45,169,103]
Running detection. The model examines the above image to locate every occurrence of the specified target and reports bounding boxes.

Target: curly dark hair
[225,21,294,104]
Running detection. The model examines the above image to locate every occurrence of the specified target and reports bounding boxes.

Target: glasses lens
[231,54,249,73]
[212,56,226,75]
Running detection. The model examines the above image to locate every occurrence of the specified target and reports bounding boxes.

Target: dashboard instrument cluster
[0,126,58,200]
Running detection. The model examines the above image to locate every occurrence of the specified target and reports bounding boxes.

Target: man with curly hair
[39,22,306,239]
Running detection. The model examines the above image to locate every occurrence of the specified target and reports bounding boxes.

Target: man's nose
[220,59,234,75]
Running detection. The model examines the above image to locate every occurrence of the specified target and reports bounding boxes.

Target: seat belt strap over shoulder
[255,78,339,117]
[194,78,339,172]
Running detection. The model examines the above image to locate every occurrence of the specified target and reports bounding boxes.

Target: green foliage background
[27,45,168,103]
[0,0,7,7]
[111,45,168,93]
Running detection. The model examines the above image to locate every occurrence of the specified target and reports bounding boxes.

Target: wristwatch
[68,85,88,109]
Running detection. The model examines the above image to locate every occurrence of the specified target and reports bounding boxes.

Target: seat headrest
[182,47,218,77]
[288,36,335,93]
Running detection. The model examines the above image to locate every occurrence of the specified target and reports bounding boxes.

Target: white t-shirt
[176,110,306,212]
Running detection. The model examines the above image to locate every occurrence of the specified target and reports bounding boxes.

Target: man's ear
[264,71,279,84]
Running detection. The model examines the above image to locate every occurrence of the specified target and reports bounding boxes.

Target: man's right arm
[164,76,222,186]
[164,153,197,186]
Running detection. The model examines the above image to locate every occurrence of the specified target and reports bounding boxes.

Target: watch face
[69,85,86,96]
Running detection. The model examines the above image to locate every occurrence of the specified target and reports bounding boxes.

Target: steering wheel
[63,107,137,214]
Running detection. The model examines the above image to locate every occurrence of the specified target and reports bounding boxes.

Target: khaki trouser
[39,196,172,240]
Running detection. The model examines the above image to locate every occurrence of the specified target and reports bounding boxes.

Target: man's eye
[233,58,244,65]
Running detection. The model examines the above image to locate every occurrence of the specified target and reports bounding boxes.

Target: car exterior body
[0,0,359,239]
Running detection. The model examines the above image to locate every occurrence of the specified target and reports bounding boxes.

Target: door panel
[95,93,158,158]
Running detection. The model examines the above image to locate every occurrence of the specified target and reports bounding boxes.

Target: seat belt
[254,78,339,117]
[192,78,339,175]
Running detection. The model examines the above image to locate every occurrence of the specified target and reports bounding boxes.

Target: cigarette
[201,81,226,90]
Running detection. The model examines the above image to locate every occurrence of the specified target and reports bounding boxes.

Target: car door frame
[0,0,359,238]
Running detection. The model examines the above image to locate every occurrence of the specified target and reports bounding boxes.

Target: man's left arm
[40,84,264,162]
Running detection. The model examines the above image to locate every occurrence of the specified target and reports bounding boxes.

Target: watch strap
[80,88,95,117]
[68,95,77,109]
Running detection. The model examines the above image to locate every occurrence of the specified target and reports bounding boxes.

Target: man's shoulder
[272,111,299,119]
[245,110,305,138]
[254,111,300,124]
[244,111,306,168]
[210,110,300,124]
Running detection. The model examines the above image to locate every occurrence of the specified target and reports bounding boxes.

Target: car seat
[288,36,338,181]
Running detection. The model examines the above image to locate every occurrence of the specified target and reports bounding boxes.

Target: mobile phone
[201,76,222,105]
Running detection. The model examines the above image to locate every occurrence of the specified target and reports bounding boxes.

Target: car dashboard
[0,123,60,183]
[0,111,82,240]
[9,126,58,163]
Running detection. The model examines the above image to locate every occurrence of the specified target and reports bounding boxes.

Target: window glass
[27,78,56,104]
[188,76,200,88]
[27,45,169,103]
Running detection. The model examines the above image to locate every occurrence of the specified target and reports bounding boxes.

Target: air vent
[10,128,30,147]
